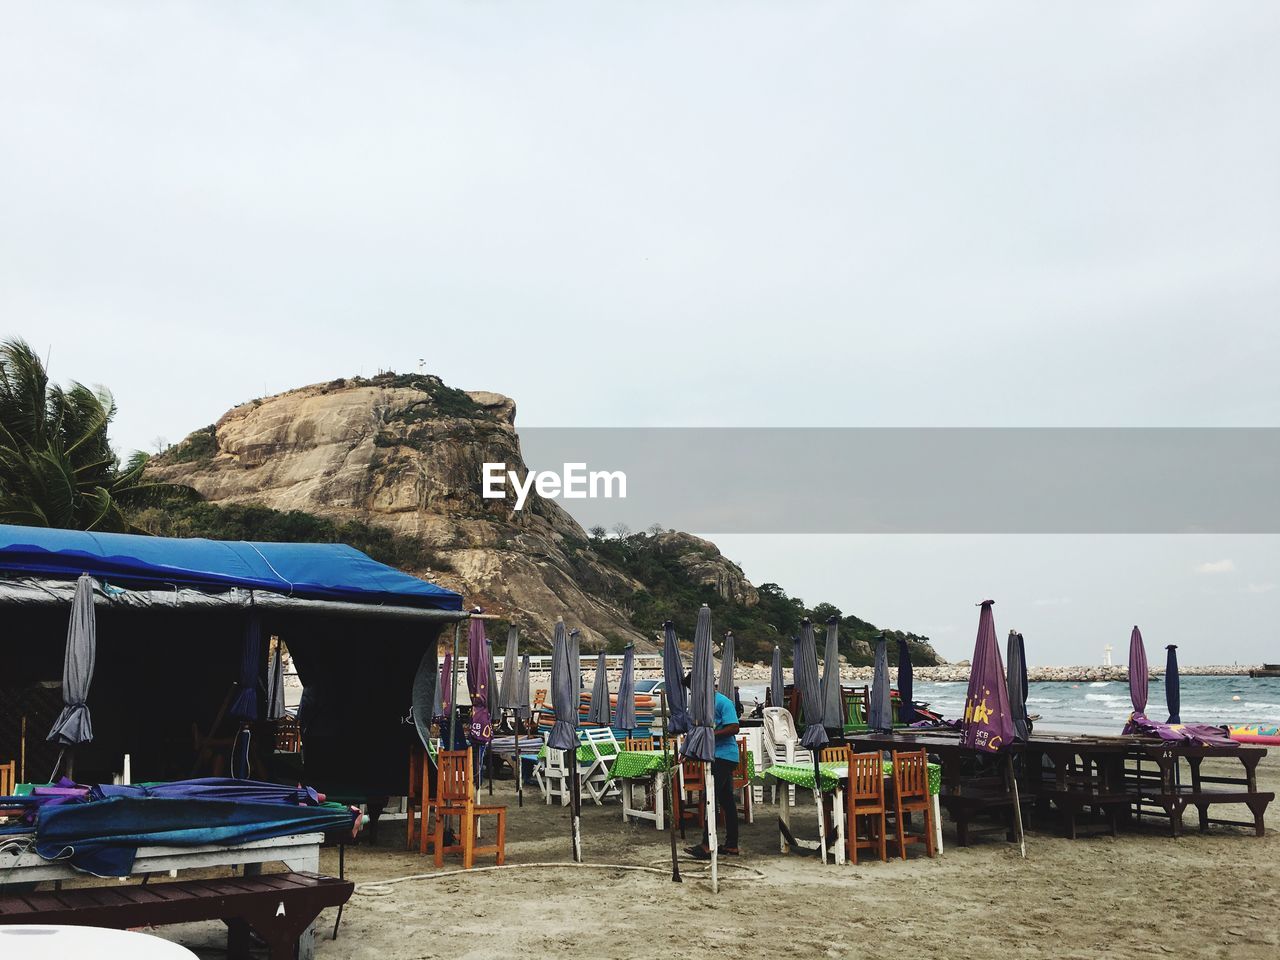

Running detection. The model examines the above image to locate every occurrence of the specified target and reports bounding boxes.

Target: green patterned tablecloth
[536,744,598,765]
[608,750,756,781]
[765,760,940,796]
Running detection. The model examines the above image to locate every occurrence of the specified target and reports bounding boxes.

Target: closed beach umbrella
[682,605,718,763]
[548,620,577,750]
[1006,630,1029,740]
[431,653,453,719]
[47,574,97,747]
[820,617,843,730]
[896,637,918,725]
[960,601,1016,752]
[411,647,436,750]
[466,618,493,745]
[1165,644,1181,724]
[569,629,582,694]
[1128,626,1149,717]
[794,618,828,751]
[588,652,611,725]
[516,654,532,719]
[267,644,286,721]
[500,626,520,711]
[770,645,783,709]
[868,636,893,733]
[662,621,690,735]
[615,644,637,731]
[229,610,262,723]
[718,631,736,700]
[486,639,501,721]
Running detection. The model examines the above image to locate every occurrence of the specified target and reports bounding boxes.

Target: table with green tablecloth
[764,760,941,796]
[536,743,595,765]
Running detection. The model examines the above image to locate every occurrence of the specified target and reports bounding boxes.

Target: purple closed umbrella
[662,621,690,735]
[466,618,493,746]
[588,652,611,726]
[615,644,637,731]
[1128,626,1149,717]
[960,601,1016,753]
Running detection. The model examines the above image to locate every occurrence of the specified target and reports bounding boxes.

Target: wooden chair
[820,745,851,763]
[429,748,506,868]
[889,749,935,860]
[0,760,14,796]
[407,745,426,850]
[625,737,656,752]
[673,757,706,836]
[845,752,888,864]
[274,717,301,753]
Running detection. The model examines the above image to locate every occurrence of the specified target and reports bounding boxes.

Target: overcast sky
[3,3,1277,663]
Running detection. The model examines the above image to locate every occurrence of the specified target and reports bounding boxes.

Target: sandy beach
[136,750,1280,960]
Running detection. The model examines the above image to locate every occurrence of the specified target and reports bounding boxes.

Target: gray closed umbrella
[770,645,783,708]
[794,619,828,751]
[662,621,690,735]
[548,619,582,861]
[615,644,637,731]
[516,654,532,720]
[588,652,611,725]
[48,574,96,747]
[681,604,720,892]
[820,616,843,730]
[868,635,892,733]
[1006,630,1029,740]
[499,626,520,711]
[718,631,736,700]
[486,639,501,724]
[267,645,286,721]
[569,628,582,696]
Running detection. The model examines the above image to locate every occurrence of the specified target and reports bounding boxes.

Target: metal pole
[706,760,718,893]
[570,746,582,862]
[515,714,523,808]
[448,621,462,751]
[1007,753,1026,859]
[659,689,682,882]
[19,716,26,784]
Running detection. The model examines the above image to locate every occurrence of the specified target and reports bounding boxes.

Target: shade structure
[1006,630,1029,740]
[820,617,843,729]
[896,637,917,724]
[794,618,828,751]
[229,610,262,723]
[547,621,577,751]
[1128,626,1149,716]
[959,601,1016,752]
[411,647,436,748]
[466,618,493,745]
[588,652,611,725]
[868,636,893,733]
[1165,644,1181,724]
[47,574,96,746]
[662,621,690,735]
[267,645,286,721]
[615,645,637,730]
[681,605,717,762]
[718,631,736,701]
[500,626,520,710]
[770,645,783,709]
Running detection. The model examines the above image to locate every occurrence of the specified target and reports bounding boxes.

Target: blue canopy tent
[0,524,464,797]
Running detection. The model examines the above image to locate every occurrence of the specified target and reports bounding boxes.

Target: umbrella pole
[515,719,523,808]
[19,716,26,784]
[659,690,681,883]
[448,621,462,751]
[570,747,582,863]
[1007,754,1026,859]
[705,760,718,893]
[813,752,828,865]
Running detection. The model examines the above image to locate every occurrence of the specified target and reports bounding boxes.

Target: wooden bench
[0,871,353,960]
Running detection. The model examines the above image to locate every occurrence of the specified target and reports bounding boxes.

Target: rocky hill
[145,372,941,663]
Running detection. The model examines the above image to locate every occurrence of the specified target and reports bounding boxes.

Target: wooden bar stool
[430,748,506,868]
[889,749,936,860]
[845,752,888,863]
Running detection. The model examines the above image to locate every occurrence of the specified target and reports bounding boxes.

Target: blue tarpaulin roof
[0,524,463,611]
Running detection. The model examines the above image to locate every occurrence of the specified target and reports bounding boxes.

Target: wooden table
[0,833,325,959]
[1124,741,1272,837]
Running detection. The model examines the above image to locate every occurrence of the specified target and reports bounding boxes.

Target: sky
[2,3,1277,663]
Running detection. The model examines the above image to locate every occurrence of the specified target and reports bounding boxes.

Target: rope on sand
[355,859,765,896]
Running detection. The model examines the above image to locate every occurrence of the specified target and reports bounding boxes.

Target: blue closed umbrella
[770,645,783,709]
[229,610,262,723]
[662,621,690,735]
[1006,630,1029,740]
[548,619,582,861]
[896,637,918,725]
[868,636,893,733]
[588,652,611,725]
[718,631,736,701]
[1165,644,1181,724]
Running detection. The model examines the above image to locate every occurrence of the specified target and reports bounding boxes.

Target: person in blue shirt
[681,672,741,859]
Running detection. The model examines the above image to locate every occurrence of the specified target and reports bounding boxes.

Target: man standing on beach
[683,671,741,859]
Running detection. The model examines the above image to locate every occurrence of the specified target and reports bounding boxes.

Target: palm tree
[0,338,194,531]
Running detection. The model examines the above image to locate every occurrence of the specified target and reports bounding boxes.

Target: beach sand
[148,752,1280,960]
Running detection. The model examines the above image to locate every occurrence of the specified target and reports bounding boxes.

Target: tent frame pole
[448,621,462,751]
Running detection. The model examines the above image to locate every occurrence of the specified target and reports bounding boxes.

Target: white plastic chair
[763,707,811,805]
[542,748,575,807]
[580,728,622,804]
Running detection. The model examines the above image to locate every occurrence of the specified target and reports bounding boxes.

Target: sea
[738,675,1280,736]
